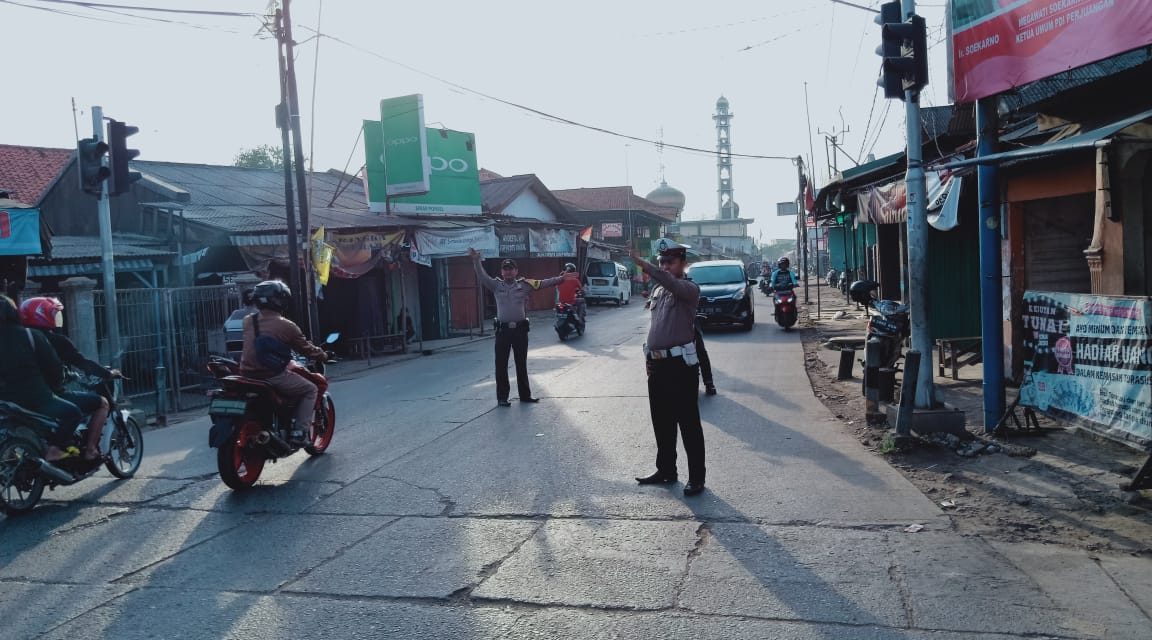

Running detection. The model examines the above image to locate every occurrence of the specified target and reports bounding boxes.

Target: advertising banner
[327,229,404,279]
[601,222,623,238]
[497,228,529,258]
[529,228,577,257]
[1019,291,1152,449]
[0,208,43,256]
[379,94,431,196]
[413,226,497,259]
[364,125,482,215]
[857,181,907,225]
[950,1,1152,103]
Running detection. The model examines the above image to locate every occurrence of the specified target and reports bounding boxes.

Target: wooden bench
[936,336,982,380]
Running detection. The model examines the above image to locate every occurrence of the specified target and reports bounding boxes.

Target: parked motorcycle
[0,369,144,515]
[554,301,585,341]
[850,280,910,370]
[772,286,799,330]
[206,333,338,490]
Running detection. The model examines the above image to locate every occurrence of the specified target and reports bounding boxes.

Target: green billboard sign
[363,123,482,215]
[381,94,429,197]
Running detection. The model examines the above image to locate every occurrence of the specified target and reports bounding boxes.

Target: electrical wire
[1,0,134,24]
[24,0,256,17]
[305,27,796,161]
[857,64,883,162]
[639,7,815,38]
[865,99,893,160]
[307,0,324,213]
[327,126,365,207]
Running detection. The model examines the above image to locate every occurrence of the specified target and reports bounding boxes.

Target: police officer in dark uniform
[631,239,707,496]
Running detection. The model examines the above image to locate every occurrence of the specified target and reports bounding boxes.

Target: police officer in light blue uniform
[631,239,706,496]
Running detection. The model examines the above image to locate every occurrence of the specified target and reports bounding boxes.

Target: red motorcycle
[205,334,337,490]
[773,286,798,330]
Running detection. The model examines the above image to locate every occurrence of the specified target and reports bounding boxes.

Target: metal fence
[95,284,240,416]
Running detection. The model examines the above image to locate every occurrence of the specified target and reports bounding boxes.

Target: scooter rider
[0,295,83,462]
[19,297,114,462]
[557,263,586,324]
[770,257,799,291]
[239,280,328,443]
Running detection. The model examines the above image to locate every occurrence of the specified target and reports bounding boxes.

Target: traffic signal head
[108,120,141,196]
[875,3,929,100]
[77,137,110,196]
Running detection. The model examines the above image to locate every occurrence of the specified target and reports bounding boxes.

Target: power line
[639,7,815,38]
[24,0,256,17]
[1,0,135,24]
[306,28,796,161]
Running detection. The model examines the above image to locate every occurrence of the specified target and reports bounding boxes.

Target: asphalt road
[3,299,1151,639]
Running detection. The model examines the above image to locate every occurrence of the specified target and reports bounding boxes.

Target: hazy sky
[0,0,952,241]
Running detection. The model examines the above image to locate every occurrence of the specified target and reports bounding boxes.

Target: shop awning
[28,258,157,278]
[813,152,906,221]
[941,107,1152,170]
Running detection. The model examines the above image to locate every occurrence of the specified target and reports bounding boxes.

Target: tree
[234,145,285,170]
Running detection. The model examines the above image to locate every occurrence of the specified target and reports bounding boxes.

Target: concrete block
[885,403,966,436]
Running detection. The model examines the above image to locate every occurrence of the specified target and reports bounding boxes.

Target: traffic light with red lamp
[875,1,929,100]
[107,119,141,196]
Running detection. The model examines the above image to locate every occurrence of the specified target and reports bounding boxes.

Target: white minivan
[584,260,632,306]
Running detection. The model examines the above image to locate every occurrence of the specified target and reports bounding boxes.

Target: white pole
[93,106,121,369]
[900,0,933,408]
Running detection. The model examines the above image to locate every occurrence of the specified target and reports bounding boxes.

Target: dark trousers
[694,329,713,385]
[35,395,84,448]
[647,357,706,483]
[495,325,532,401]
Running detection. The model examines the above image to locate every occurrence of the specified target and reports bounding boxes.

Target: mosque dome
[721,199,741,218]
[646,180,686,214]
[716,95,730,109]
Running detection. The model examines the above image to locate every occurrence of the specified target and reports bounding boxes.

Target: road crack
[451,520,545,603]
[673,522,711,609]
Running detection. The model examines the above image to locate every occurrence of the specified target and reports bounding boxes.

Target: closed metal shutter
[1024,194,1094,294]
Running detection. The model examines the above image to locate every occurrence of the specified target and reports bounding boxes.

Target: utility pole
[900,0,933,409]
[795,156,810,303]
[281,0,317,338]
[92,106,121,370]
[273,8,302,324]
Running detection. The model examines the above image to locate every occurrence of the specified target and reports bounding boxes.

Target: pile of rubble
[918,431,1036,458]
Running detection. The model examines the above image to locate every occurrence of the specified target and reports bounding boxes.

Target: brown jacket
[239,310,326,378]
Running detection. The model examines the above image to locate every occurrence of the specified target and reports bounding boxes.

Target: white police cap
[655,238,690,256]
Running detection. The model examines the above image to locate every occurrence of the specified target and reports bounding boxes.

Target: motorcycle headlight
[732,287,746,300]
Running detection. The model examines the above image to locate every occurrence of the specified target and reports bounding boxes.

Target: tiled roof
[552,186,679,221]
[478,168,504,181]
[0,145,74,206]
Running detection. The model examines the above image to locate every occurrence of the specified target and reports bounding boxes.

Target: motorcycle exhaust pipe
[32,457,76,484]
[255,430,293,457]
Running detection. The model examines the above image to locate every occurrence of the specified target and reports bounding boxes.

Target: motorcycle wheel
[217,420,265,490]
[105,414,143,479]
[306,394,336,456]
[0,437,46,516]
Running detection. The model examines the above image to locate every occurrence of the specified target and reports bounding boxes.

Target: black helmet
[564,263,576,273]
[849,280,880,305]
[252,280,292,312]
[777,256,790,268]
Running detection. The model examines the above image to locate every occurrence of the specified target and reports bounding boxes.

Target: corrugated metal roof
[28,258,157,277]
[40,235,173,260]
[481,175,536,212]
[135,162,369,211]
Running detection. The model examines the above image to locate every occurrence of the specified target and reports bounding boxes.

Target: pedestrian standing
[469,248,565,407]
[631,239,706,496]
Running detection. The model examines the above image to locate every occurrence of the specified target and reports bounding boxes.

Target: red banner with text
[950,0,1152,103]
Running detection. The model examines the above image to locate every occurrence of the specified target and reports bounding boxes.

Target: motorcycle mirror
[325,332,340,344]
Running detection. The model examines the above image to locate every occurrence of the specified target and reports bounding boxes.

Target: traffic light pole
[900,0,934,409]
[92,106,122,370]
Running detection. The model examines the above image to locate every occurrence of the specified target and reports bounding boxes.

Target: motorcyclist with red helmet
[0,295,82,462]
[20,297,114,462]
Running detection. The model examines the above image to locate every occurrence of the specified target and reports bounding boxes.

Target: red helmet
[19,297,64,330]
